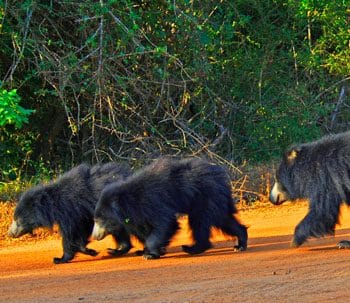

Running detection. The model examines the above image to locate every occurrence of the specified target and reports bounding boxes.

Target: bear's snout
[270,182,288,205]
[8,220,25,238]
[91,222,107,241]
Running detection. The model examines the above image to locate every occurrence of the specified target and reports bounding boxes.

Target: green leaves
[292,0,350,75]
[0,89,35,129]
[0,0,348,175]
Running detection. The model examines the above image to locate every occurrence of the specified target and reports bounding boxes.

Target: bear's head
[92,182,126,241]
[270,146,304,205]
[8,186,53,238]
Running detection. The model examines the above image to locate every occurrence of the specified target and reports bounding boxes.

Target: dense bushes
[0,0,349,181]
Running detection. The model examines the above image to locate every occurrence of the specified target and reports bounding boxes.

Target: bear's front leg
[134,247,167,256]
[182,214,212,254]
[143,228,171,260]
[53,237,77,264]
[108,227,132,256]
[108,245,131,256]
[291,226,308,247]
[291,213,314,247]
[53,252,75,264]
[337,240,350,249]
[141,219,178,259]
[80,246,98,256]
[292,201,339,247]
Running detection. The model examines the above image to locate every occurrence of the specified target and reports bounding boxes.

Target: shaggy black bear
[8,162,132,263]
[270,131,350,248]
[92,157,248,259]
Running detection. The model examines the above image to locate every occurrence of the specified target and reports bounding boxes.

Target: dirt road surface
[1,202,350,303]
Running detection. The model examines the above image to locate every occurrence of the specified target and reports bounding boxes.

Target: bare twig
[314,77,350,101]
[2,8,33,84]
[330,85,348,131]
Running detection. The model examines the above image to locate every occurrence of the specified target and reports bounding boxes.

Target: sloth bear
[92,157,248,259]
[8,162,132,264]
[270,131,350,248]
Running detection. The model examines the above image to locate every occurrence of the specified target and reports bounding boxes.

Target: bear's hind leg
[219,216,248,251]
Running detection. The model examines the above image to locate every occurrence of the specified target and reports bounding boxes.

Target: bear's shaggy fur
[8,163,132,263]
[270,131,350,248]
[92,157,248,259]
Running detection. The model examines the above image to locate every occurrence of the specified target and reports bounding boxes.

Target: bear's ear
[286,147,300,165]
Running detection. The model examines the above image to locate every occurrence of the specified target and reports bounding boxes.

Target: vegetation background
[0,0,349,201]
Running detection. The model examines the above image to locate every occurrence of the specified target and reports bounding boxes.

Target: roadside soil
[1,202,350,303]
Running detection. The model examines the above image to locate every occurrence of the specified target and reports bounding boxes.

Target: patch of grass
[0,179,32,203]
[0,202,15,242]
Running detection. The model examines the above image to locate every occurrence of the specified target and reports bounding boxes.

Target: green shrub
[0,0,347,172]
[0,88,37,184]
[0,89,34,128]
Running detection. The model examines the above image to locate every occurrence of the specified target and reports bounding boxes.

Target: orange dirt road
[1,202,350,303]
